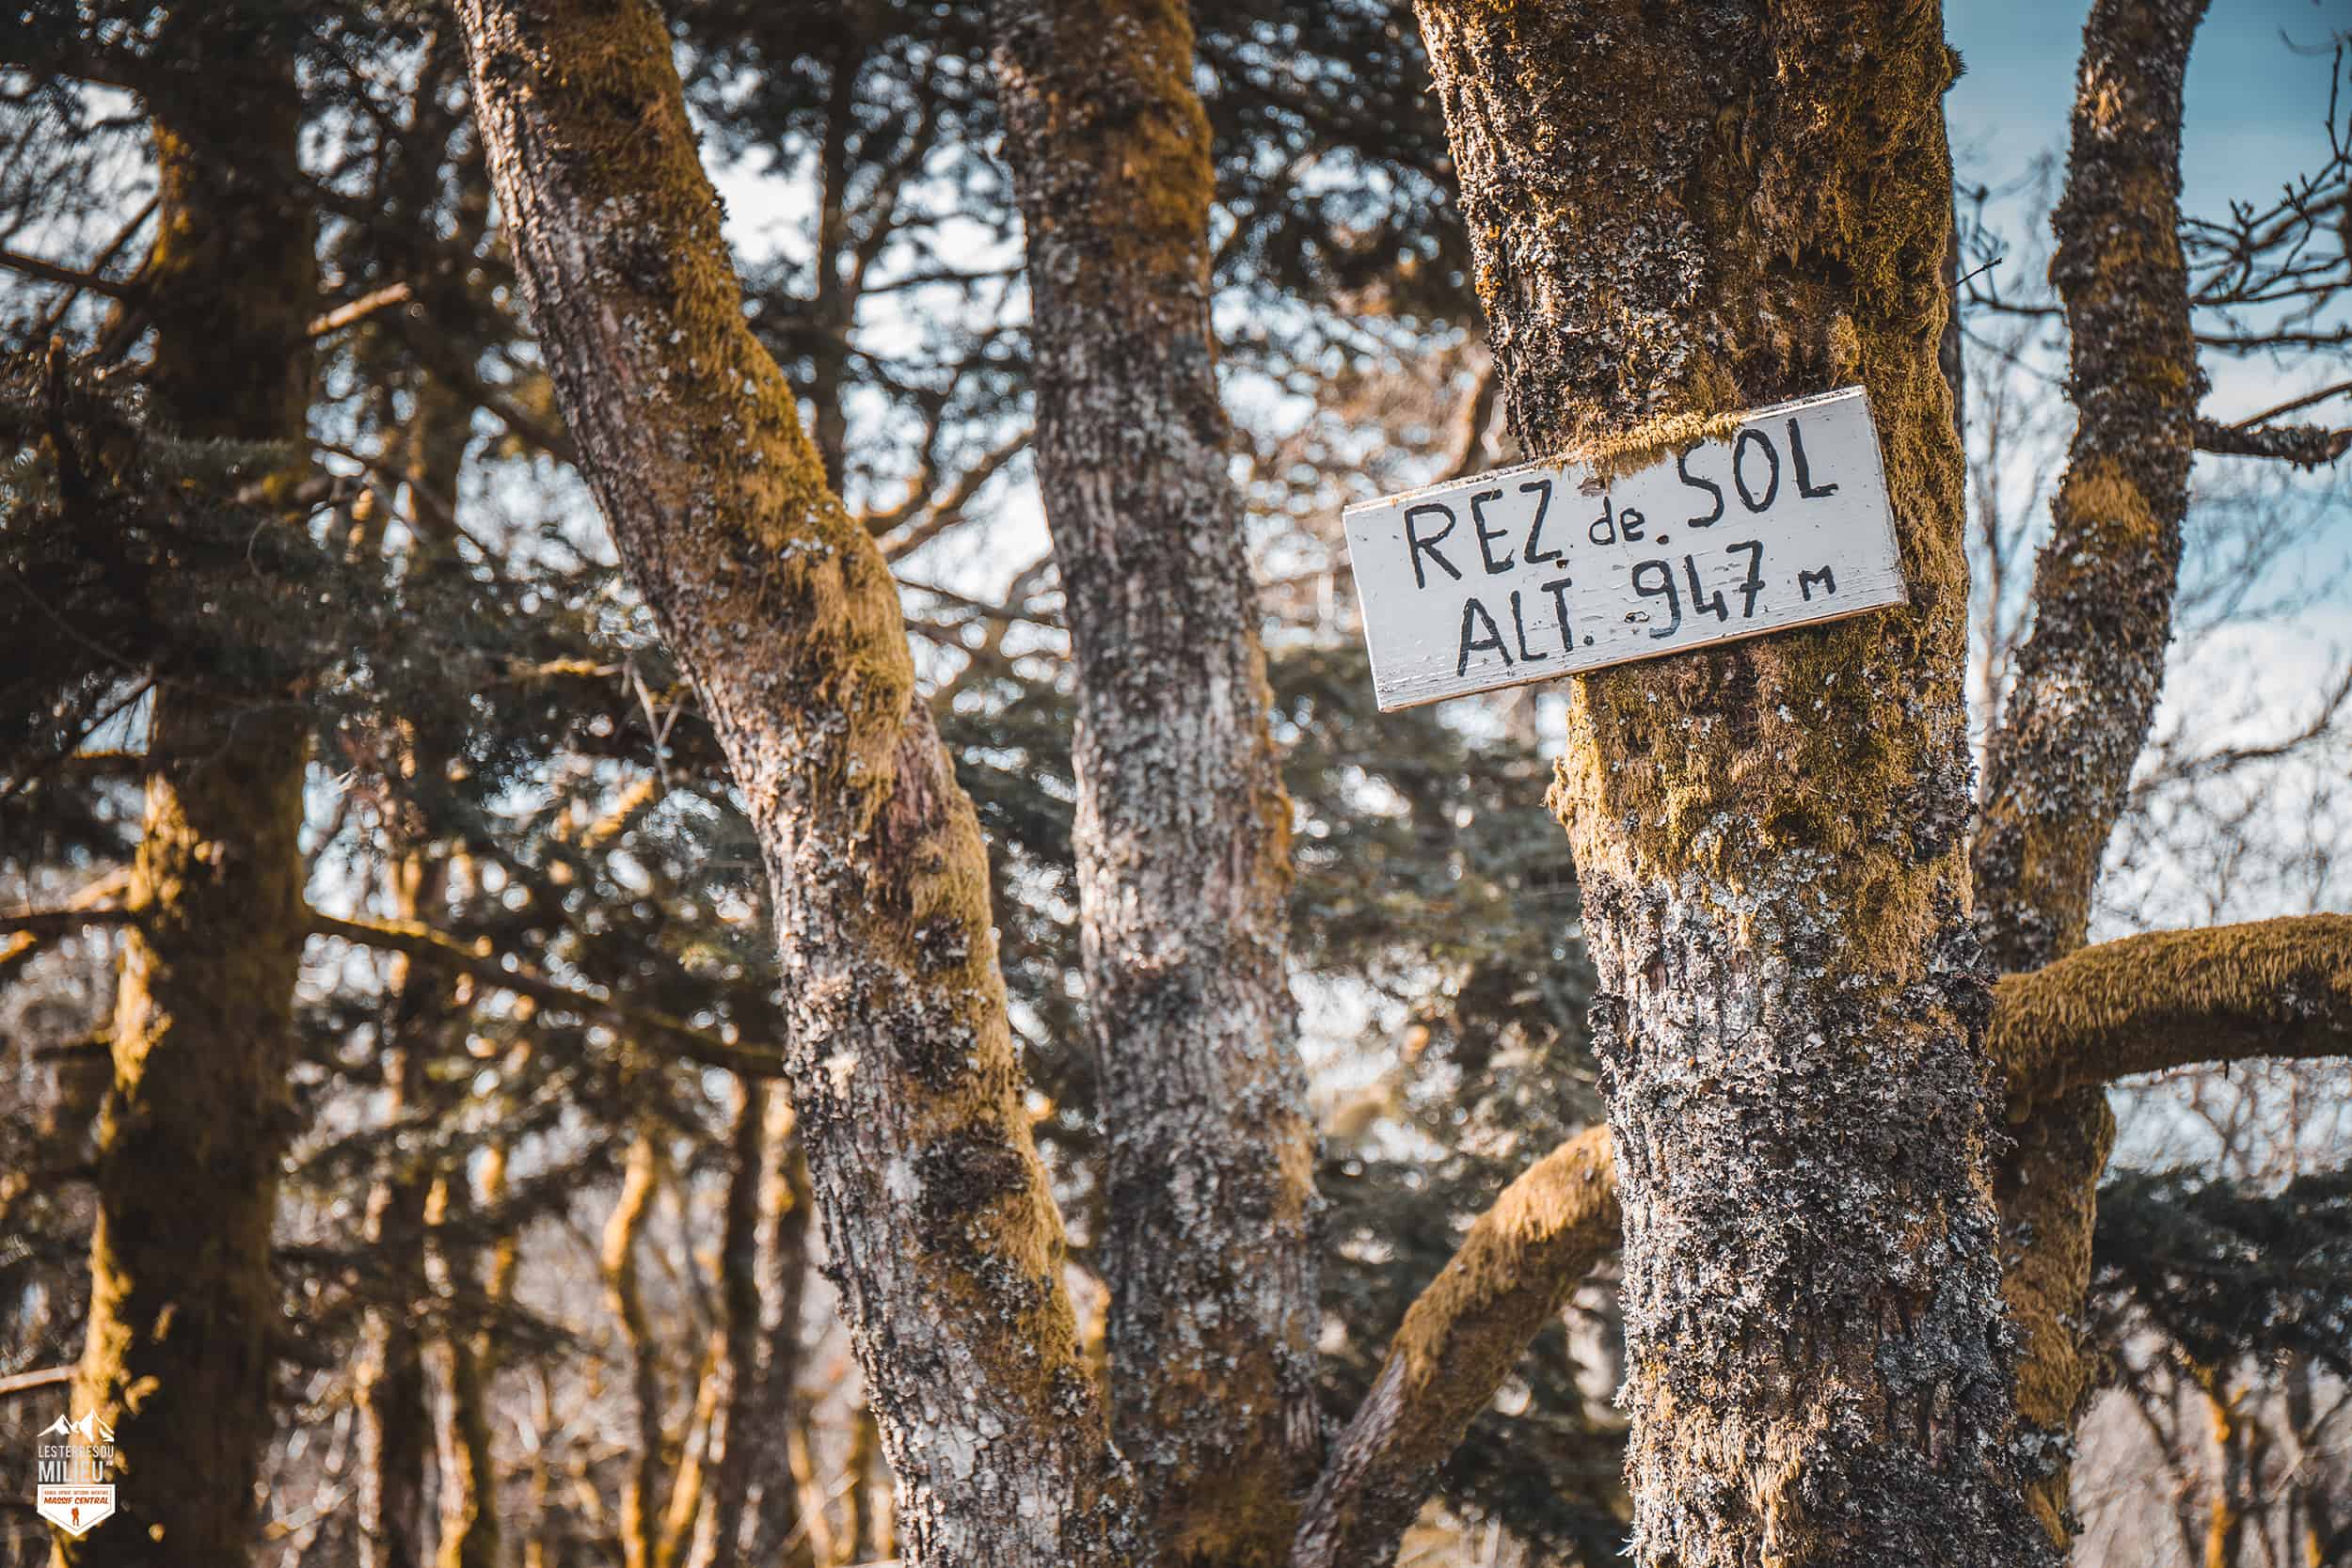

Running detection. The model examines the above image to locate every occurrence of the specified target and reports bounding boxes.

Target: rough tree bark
[1970,0,2208,1545]
[1409,4,2047,1565]
[992,2,1320,1559]
[451,4,1133,1562]
[56,13,317,1565]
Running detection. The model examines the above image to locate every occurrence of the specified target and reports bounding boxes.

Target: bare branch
[1437,356,1502,482]
[876,428,1028,563]
[308,910,780,1080]
[0,245,141,300]
[384,311,578,465]
[2221,378,2352,431]
[308,281,414,338]
[0,1366,75,1402]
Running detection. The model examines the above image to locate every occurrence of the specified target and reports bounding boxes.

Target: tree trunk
[1971,0,2208,1545]
[426,1171,501,1568]
[357,1044,433,1568]
[992,2,1320,1559]
[742,1109,818,1568]
[452,6,1132,1561]
[1409,4,2045,1565]
[604,1129,664,1568]
[57,15,316,1565]
[684,1082,773,1568]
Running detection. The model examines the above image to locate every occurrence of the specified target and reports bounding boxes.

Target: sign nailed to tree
[1342,386,1905,710]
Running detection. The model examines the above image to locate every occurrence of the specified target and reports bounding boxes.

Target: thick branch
[1993,913,2352,1118]
[1293,1127,1617,1568]
[2191,416,2352,468]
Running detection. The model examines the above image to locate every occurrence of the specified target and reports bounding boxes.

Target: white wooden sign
[1342,386,1905,710]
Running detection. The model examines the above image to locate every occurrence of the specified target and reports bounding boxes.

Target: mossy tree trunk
[992,2,1320,1559]
[452,4,1133,1562]
[1410,4,2046,1565]
[56,12,317,1566]
[1971,0,2209,1547]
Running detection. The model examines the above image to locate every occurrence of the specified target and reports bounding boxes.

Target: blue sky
[1951,10,2350,657]
[1950,0,2346,224]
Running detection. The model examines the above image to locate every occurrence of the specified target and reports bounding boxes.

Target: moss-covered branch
[1294,1126,1618,1568]
[1994,913,2352,1117]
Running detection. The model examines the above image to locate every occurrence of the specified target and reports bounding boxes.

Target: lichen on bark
[992,1,1320,1560]
[1411,3,2048,1564]
[1969,0,2210,1544]
[450,3,1133,1561]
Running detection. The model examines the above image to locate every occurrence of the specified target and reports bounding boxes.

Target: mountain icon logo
[34,1408,118,1536]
